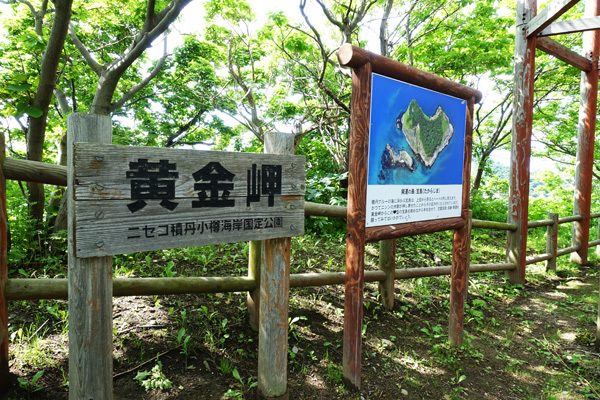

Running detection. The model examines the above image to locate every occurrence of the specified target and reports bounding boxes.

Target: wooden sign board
[72,143,305,257]
[365,73,468,228]
[337,43,481,390]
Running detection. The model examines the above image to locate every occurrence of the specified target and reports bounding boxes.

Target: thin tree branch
[68,23,104,75]
[110,36,169,112]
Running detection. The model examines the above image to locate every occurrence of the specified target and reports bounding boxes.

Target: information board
[365,73,467,227]
[72,143,305,257]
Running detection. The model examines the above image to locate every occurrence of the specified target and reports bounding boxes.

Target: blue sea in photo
[367,73,467,186]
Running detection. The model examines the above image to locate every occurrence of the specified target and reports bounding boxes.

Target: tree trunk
[26,0,74,224]
[471,153,489,192]
[49,133,68,232]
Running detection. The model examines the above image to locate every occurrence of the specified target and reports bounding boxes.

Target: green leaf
[31,370,44,384]
[25,106,43,118]
[232,368,241,381]
[133,370,150,382]
[7,83,31,92]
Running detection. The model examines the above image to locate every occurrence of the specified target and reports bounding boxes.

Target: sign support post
[67,113,114,399]
[343,61,372,390]
[257,132,295,399]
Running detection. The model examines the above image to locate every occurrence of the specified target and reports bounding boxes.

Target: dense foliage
[0,0,597,254]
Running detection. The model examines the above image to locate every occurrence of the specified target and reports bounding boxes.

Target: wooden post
[449,95,474,346]
[571,0,600,266]
[257,132,294,400]
[67,113,113,400]
[378,239,395,310]
[0,133,8,393]
[507,0,536,285]
[596,213,600,258]
[546,212,559,271]
[247,240,260,331]
[449,211,472,346]
[343,60,371,390]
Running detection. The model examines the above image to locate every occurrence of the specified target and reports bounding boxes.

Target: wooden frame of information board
[337,44,482,389]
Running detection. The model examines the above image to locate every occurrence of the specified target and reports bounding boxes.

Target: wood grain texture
[571,0,599,265]
[72,143,305,257]
[337,44,482,103]
[447,95,474,347]
[74,198,304,257]
[257,237,291,397]
[378,239,395,310]
[0,133,8,394]
[539,16,600,36]
[3,157,67,186]
[343,62,372,390]
[536,37,592,71]
[448,211,472,346]
[257,132,294,399]
[247,240,261,331]
[72,144,305,200]
[365,217,465,242]
[67,113,114,400]
[462,99,474,213]
[546,213,559,271]
[526,0,579,36]
[507,0,537,285]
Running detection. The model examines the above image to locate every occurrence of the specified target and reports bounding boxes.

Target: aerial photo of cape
[367,73,467,186]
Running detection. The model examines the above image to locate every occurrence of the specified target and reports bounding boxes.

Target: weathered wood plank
[343,60,371,390]
[3,157,67,186]
[364,217,465,242]
[449,211,472,346]
[257,132,294,399]
[507,0,537,285]
[527,0,580,37]
[337,44,482,102]
[74,197,304,257]
[536,37,592,71]
[539,16,600,36]
[448,96,474,347]
[72,143,305,257]
[0,133,8,394]
[73,143,305,200]
[571,0,599,266]
[67,113,114,400]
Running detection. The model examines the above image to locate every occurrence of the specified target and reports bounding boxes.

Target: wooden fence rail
[4,262,520,300]
[1,156,598,302]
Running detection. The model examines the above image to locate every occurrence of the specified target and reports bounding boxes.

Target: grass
[4,225,600,399]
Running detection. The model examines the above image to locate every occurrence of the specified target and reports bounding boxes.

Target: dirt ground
[1,258,599,399]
